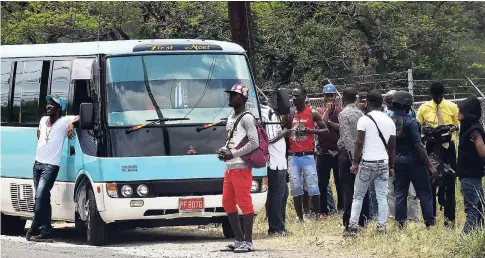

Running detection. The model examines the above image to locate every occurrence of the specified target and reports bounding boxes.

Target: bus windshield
[105,54,259,126]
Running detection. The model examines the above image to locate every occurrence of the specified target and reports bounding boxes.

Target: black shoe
[26,228,39,241]
[31,232,53,243]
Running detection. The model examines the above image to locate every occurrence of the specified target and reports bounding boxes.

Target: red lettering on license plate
[179,198,204,212]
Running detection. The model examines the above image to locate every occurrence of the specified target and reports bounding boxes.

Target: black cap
[392,91,414,106]
[367,89,383,106]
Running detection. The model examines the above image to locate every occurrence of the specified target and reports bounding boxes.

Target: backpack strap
[365,114,388,151]
[225,111,251,148]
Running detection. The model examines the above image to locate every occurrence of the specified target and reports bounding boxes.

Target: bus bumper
[98,191,267,224]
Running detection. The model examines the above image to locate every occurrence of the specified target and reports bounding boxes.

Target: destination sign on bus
[133,43,223,52]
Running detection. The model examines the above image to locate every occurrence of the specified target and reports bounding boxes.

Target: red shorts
[222,168,254,215]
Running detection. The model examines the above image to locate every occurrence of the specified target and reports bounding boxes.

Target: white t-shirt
[260,105,287,170]
[357,110,396,161]
[35,116,77,166]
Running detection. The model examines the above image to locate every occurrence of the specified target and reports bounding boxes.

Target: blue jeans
[368,182,378,219]
[267,168,289,234]
[31,161,60,234]
[288,155,320,197]
[394,156,434,226]
[350,161,389,228]
[460,177,484,234]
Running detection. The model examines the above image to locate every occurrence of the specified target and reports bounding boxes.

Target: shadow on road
[19,224,226,247]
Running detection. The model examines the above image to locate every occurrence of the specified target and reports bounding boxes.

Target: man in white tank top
[218,83,259,253]
[26,95,79,242]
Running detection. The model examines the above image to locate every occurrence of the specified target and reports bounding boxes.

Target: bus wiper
[126,118,190,133]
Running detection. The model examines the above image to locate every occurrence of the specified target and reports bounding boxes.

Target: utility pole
[227,1,257,79]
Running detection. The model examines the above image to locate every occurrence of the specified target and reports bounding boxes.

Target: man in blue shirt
[390,91,437,229]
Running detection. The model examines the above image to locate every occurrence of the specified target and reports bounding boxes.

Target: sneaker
[233,242,255,253]
[376,224,386,234]
[25,228,39,241]
[220,240,244,251]
[31,232,53,243]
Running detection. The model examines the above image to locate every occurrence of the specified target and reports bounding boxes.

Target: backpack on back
[229,112,269,168]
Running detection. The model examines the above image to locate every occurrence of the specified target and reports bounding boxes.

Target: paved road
[1,225,302,258]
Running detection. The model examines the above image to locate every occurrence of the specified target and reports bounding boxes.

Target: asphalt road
[1,224,302,258]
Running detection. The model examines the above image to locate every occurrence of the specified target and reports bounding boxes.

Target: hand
[350,163,359,174]
[67,124,76,139]
[449,125,459,132]
[325,103,334,110]
[301,128,314,134]
[219,150,234,161]
[389,167,395,177]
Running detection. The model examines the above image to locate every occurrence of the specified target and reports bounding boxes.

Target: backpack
[227,112,269,168]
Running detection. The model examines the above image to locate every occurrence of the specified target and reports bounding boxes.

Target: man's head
[430,82,445,105]
[342,87,357,106]
[322,84,337,103]
[366,89,383,110]
[384,90,397,110]
[45,95,66,117]
[291,86,308,108]
[357,88,369,112]
[225,83,249,108]
[458,96,481,123]
[392,90,414,113]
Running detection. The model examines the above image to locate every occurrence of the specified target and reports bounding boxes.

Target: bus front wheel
[85,187,109,246]
[1,213,26,236]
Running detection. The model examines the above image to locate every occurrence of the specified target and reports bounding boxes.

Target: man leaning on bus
[26,95,79,242]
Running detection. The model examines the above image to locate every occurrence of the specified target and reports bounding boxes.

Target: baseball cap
[322,84,337,94]
[225,83,249,98]
[46,95,66,111]
[392,91,414,106]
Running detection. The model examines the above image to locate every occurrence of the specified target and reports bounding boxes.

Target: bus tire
[86,187,108,246]
[74,212,86,235]
[1,213,26,236]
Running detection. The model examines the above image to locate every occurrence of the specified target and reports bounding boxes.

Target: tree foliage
[2,1,484,92]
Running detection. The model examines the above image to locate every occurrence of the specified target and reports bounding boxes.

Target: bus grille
[10,183,35,213]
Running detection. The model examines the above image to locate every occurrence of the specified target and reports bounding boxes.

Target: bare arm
[388,135,396,170]
[231,115,259,158]
[352,130,365,165]
[308,109,329,136]
[321,108,339,132]
[471,130,485,160]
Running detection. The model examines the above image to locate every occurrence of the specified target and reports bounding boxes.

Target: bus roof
[0,39,246,59]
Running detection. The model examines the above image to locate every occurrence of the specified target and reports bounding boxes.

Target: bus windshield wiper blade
[126,118,190,133]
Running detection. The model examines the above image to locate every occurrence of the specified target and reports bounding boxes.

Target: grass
[247,177,485,258]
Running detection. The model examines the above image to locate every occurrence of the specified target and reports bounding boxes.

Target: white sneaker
[234,242,255,253]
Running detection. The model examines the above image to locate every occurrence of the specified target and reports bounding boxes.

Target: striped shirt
[261,105,287,170]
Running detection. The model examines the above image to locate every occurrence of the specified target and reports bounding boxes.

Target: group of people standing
[218,82,484,252]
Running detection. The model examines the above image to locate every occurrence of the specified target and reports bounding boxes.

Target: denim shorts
[288,155,320,197]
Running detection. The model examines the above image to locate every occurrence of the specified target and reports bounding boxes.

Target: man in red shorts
[218,83,259,253]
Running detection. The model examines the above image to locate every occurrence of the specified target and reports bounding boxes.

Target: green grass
[248,177,485,257]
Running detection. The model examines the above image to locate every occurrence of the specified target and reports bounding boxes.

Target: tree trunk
[227,1,257,80]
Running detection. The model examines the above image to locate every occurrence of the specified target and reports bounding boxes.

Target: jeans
[394,156,435,226]
[316,153,343,214]
[32,161,60,234]
[350,160,389,228]
[460,177,484,234]
[288,155,320,197]
[327,185,336,212]
[267,168,289,234]
[368,182,378,219]
[388,176,420,220]
[338,150,370,229]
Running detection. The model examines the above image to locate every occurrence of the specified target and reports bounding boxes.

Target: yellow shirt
[416,99,460,141]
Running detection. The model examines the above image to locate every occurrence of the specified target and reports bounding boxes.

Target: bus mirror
[276,88,291,115]
[79,103,94,130]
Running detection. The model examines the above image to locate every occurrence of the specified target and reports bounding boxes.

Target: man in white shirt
[349,90,396,234]
[260,99,290,237]
[26,95,79,242]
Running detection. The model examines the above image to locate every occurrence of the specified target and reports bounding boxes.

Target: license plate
[178,197,204,214]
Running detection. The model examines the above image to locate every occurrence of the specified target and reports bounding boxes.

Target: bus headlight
[250,180,260,193]
[136,184,149,197]
[106,183,118,198]
[121,185,133,197]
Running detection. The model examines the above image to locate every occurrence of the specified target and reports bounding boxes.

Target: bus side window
[50,60,72,116]
[12,61,45,124]
[1,61,12,123]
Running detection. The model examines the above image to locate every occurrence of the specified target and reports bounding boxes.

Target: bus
[0,39,268,246]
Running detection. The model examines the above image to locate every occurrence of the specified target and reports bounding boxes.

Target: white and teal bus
[0,39,268,245]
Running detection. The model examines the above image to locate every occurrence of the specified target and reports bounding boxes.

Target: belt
[362,159,387,164]
[289,151,314,157]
